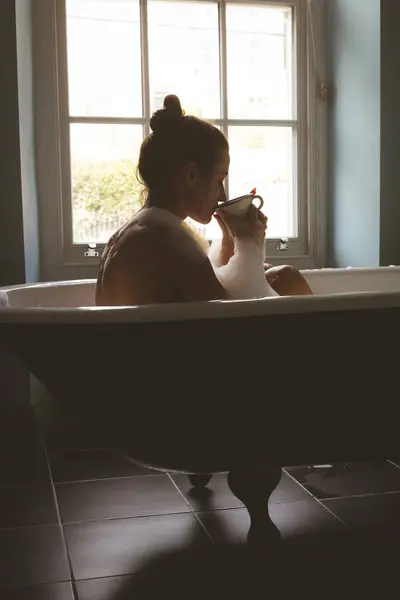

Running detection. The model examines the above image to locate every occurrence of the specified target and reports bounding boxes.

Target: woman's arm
[172,250,229,301]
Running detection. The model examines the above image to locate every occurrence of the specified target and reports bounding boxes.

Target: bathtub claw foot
[227,466,282,548]
[188,473,213,488]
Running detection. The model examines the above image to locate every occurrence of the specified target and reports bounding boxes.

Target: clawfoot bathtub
[1,266,400,547]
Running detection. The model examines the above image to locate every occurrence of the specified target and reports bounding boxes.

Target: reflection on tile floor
[286,461,400,499]
[1,409,400,598]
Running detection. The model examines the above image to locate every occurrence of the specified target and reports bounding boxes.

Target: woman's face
[186,150,230,225]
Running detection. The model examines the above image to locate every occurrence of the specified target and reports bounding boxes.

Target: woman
[96,95,311,306]
[94,96,315,535]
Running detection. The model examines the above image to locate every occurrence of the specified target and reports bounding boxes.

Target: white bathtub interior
[1,267,400,308]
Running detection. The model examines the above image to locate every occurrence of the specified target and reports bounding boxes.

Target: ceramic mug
[215,192,264,217]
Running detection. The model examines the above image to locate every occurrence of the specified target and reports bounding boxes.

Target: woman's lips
[214,201,226,212]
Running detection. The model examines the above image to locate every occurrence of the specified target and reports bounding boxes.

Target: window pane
[226,5,293,119]
[148,1,220,118]
[228,126,296,238]
[66,0,142,117]
[70,124,144,243]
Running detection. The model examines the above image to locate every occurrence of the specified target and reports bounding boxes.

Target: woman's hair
[137,95,228,194]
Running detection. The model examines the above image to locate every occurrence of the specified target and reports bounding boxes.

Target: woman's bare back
[95,207,227,306]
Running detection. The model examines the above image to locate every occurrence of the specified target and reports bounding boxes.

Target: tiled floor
[1,408,400,598]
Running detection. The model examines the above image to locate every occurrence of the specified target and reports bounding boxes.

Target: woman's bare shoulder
[96,222,177,306]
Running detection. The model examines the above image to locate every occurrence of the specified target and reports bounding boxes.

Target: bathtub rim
[1,289,400,324]
[1,266,400,324]
[1,265,400,294]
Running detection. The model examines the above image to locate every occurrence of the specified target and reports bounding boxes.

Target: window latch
[84,243,99,258]
[277,238,289,251]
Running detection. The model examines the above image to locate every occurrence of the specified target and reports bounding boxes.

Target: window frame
[33,0,327,281]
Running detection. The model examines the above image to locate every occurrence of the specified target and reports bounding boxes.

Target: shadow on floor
[97,527,398,600]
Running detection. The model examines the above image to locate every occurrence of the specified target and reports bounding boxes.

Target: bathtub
[0,266,399,546]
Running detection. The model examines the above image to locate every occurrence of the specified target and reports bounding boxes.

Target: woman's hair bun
[150,94,184,133]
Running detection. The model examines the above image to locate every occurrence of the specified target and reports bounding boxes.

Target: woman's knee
[265,265,312,296]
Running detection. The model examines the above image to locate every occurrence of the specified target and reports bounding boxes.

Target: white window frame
[33,0,327,281]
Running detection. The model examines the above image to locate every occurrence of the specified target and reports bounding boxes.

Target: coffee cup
[215,192,264,217]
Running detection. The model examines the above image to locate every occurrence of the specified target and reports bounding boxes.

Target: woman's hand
[217,205,267,249]
[212,213,234,266]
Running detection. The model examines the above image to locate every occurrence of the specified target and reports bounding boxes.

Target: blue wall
[328,0,381,267]
[16,0,40,283]
[380,0,400,266]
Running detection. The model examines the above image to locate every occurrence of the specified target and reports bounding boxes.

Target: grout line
[0,510,194,532]
[167,474,215,544]
[54,472,164,486]
[191,511,216,545]
[283,469,349,528]
[114,450,162,471]
[75,573,128,582]
[0,497,335,532]
[191,496,347,516]
[167,474,193,511]
[60,509,195,527]
[6,487,400,533]
[74,573,133,584]
[192,498,315,514]
[321,489,400,502]
[388,460,400,470]
[41,438,80,600]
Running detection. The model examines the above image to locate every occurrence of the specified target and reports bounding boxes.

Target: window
[33,0,327,280]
